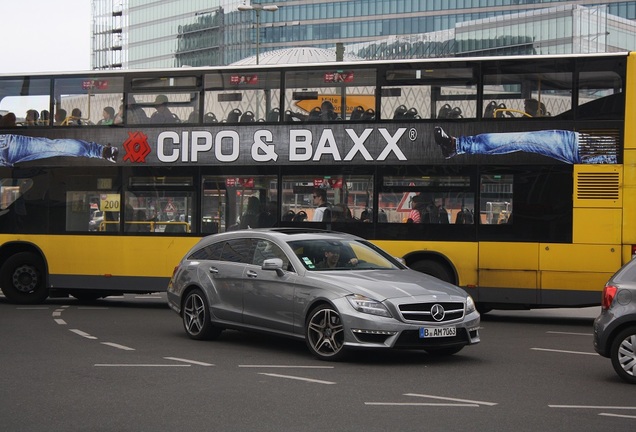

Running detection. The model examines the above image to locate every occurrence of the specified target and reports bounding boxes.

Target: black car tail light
[601,285,618,310]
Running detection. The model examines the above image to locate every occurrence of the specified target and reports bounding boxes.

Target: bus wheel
[410,260,454,284]
[0,252,48,304]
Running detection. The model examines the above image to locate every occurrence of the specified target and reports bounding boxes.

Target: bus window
[380,175,474,224]
[59,170,121,232]
[482,60,572,119]
[382,65,477,120]
[124,175,194,233]
[479,175,513,224]
[577,70,623,120]
[54,77,123,126]
[281,174,373,222]
[204,71,281,123]
[284,68,376,122]
[201,175,278,233]
[0,78,51,126]
[127,92,198,125]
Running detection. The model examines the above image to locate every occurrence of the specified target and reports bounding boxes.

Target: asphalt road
[0,294,633,432]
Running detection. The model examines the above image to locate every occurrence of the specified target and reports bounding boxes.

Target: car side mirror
[262,258,285,276]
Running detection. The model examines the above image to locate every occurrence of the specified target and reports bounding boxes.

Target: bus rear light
[632,245,636,258]
[601,285,618,310]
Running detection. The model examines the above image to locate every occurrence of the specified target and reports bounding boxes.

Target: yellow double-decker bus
[0,52,632,310]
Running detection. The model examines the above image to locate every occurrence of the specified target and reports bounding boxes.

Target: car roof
[194,228,361,247]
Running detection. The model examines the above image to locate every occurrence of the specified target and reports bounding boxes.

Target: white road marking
[239,365,333,369]
[405,393,498,406]
[547,331,592,336]
[258,373,336,385]
[54,319,66,325]
[52,311,62,317]
[101,342,135,351]
[549,405,636,410]
[69,329,97,339]
[164,357,214,366]
[95,364,191,367]
[531,348,598,356]
[365,402,479,407]
[599,413,636,419]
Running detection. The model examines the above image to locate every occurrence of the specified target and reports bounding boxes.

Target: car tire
[0,252,48,304]
[305,304,347,361]
[610,326,636,384]
[182,288,222,340]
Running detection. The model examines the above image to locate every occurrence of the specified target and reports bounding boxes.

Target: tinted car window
[252,239,290,269]
[189,241,224,260]
[221,238,253,264]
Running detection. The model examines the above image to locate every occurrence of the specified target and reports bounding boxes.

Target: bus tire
[410,260,454,284]
[0,252,48,304]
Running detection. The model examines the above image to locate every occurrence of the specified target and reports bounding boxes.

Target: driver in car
[317,245,359,268]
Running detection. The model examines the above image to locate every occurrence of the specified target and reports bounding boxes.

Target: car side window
[220,238,253,264]
[252,239,292,271]
[189,242,224,260]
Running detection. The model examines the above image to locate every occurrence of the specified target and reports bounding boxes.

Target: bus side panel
[12,235,200,291]
[539,243,621,292]
[623,149,636,248]
[573,208,622,244]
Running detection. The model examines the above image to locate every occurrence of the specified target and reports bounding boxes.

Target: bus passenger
[0,112,17,127]
[407,194,426,223]
[98,106,116,125]
[312,188,332,222]
[239,196,261,229]
[320,101,338,121]
[54,109,67,125]
[39,110,50,125]
[25,110,39,126]
[151,94,177,124]
[69,108,83,125]
[114,104,124,125]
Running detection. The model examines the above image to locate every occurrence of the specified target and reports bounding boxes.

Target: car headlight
[465,295,476,314]
[347,294,392,318]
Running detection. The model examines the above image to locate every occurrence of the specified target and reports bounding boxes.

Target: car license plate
[419,327,456,338]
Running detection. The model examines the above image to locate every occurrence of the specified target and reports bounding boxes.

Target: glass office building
[91,0,636,69]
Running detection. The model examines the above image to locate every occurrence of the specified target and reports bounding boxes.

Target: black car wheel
[306,304,346,361]
[610,326,636,384]
[0,252,48,304]
[182,289,222,340]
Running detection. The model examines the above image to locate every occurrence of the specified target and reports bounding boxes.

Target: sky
[0,1,92,74]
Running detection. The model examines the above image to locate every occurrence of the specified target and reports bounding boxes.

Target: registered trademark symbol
[409,128,417,141]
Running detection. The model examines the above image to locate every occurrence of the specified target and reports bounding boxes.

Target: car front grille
[398,302,465,323]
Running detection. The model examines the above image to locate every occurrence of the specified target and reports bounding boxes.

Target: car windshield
[288,239,401,271]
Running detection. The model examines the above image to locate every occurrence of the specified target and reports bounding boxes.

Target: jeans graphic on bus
[433,128,618,164]
[0,134,118,167]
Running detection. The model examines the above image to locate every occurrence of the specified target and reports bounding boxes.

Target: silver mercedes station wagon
[167,229,480,361]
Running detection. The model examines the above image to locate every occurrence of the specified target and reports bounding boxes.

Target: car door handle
[246,270,258,278]
[209,267,219,274]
